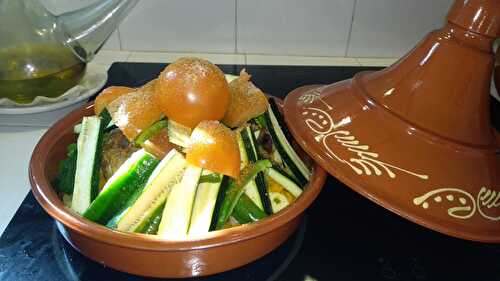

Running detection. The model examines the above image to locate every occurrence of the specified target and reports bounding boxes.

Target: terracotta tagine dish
[495,44,500,94]
[284,0,500,243]
[29,99,327,278]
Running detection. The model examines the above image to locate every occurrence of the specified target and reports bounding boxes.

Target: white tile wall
[347,0,453,58]
[119,0,236,53]
[39,0,458,58]
[237,0,355,56]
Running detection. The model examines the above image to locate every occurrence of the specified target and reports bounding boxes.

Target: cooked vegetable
[156,57,230,128]
[55,143,77,194]
[240,126,273,214]
[199,173,223,184]
[107,84,163,141]
[56,59,313,239]
[135,202,165,234]
[71,116,105,214]
[157,164,202,239]
[114,149,186,233]
[222,70,269,128]
[188,170,224,236]
[167,119,191,148]
[237,132,263,210]
[186,120,240,178]
[233,193,267,224]
[215,159,272,230]
[224,74,239,83]
[266,167,302,198]
[135,119,168,145]
[141,128,177,159]
[258,99,310,186]
[94,86,135,116]
[83,149,159,224]
[269,192,290,213]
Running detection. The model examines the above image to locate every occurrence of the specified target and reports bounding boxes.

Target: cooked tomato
[106,82,163,141]
[156,57,230,128]
[94,86,134,115]
[186,121,240,178]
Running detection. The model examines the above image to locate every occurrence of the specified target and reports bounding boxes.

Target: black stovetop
[1,63,499,281]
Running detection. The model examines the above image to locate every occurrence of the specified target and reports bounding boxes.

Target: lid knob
[447,0,500,38]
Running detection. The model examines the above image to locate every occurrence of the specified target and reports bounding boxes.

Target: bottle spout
[57,0,139,62]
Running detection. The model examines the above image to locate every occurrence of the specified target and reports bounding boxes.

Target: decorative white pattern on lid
[299,86,428,180]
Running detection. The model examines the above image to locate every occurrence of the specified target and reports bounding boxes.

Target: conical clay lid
[284,0,500,242]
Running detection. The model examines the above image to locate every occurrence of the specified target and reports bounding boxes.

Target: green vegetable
[198,173,222,184]
[209,177,230,231]
[188,170,224,236]
[134,119,168,145]
[100,108,113,128]
[83,149,159,224]
[135,201,165,234]
[267,166,303,197]
[259,98,310,186]
[71,116,105,214]
[269,192,290,213]
[55,143,77,194]
[157,164,202,239]
[167,120,191,148]
[113,149,187,232]
[233,193,267,224]
[215,159,272,230]
[241,126,273,214]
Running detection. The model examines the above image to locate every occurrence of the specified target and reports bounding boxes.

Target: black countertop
[1,63,499,281]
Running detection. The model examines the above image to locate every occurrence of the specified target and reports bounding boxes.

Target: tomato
[186,121,240,178]
[156,57,230,128]
[106,82,163,141]
[94,86,134,115]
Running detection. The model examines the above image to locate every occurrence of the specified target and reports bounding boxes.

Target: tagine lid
[283,0,500,243]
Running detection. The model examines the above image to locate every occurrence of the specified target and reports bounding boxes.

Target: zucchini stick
[215,160,272,230]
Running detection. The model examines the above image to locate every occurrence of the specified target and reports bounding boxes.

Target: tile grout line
[117,25,123,51]
[344,0,358,58]
[234,0,238,54]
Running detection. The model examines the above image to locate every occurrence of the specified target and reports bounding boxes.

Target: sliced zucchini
[224,74,239,83]
[158,164,202,239]
[83,149,159,224]
[237,133,248,169]
[74,109,115,134]
[262,99,310,186]
[99,108,113,129]
[73,123,82,134]
[241,126,273,214]
[135,202,165,234]
[243,181,264,211]
[55,143,78,194]
[266,167,303,198]
[237,130,264,210]
[115,149,187,232]
[215,159,272,230]
[167,119,191,148]
[269,192,290,213]
[188,170,224,236]
[71,116,104,214]
[209,176,230,231]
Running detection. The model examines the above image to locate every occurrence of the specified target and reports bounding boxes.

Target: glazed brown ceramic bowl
[29,102,327,278]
